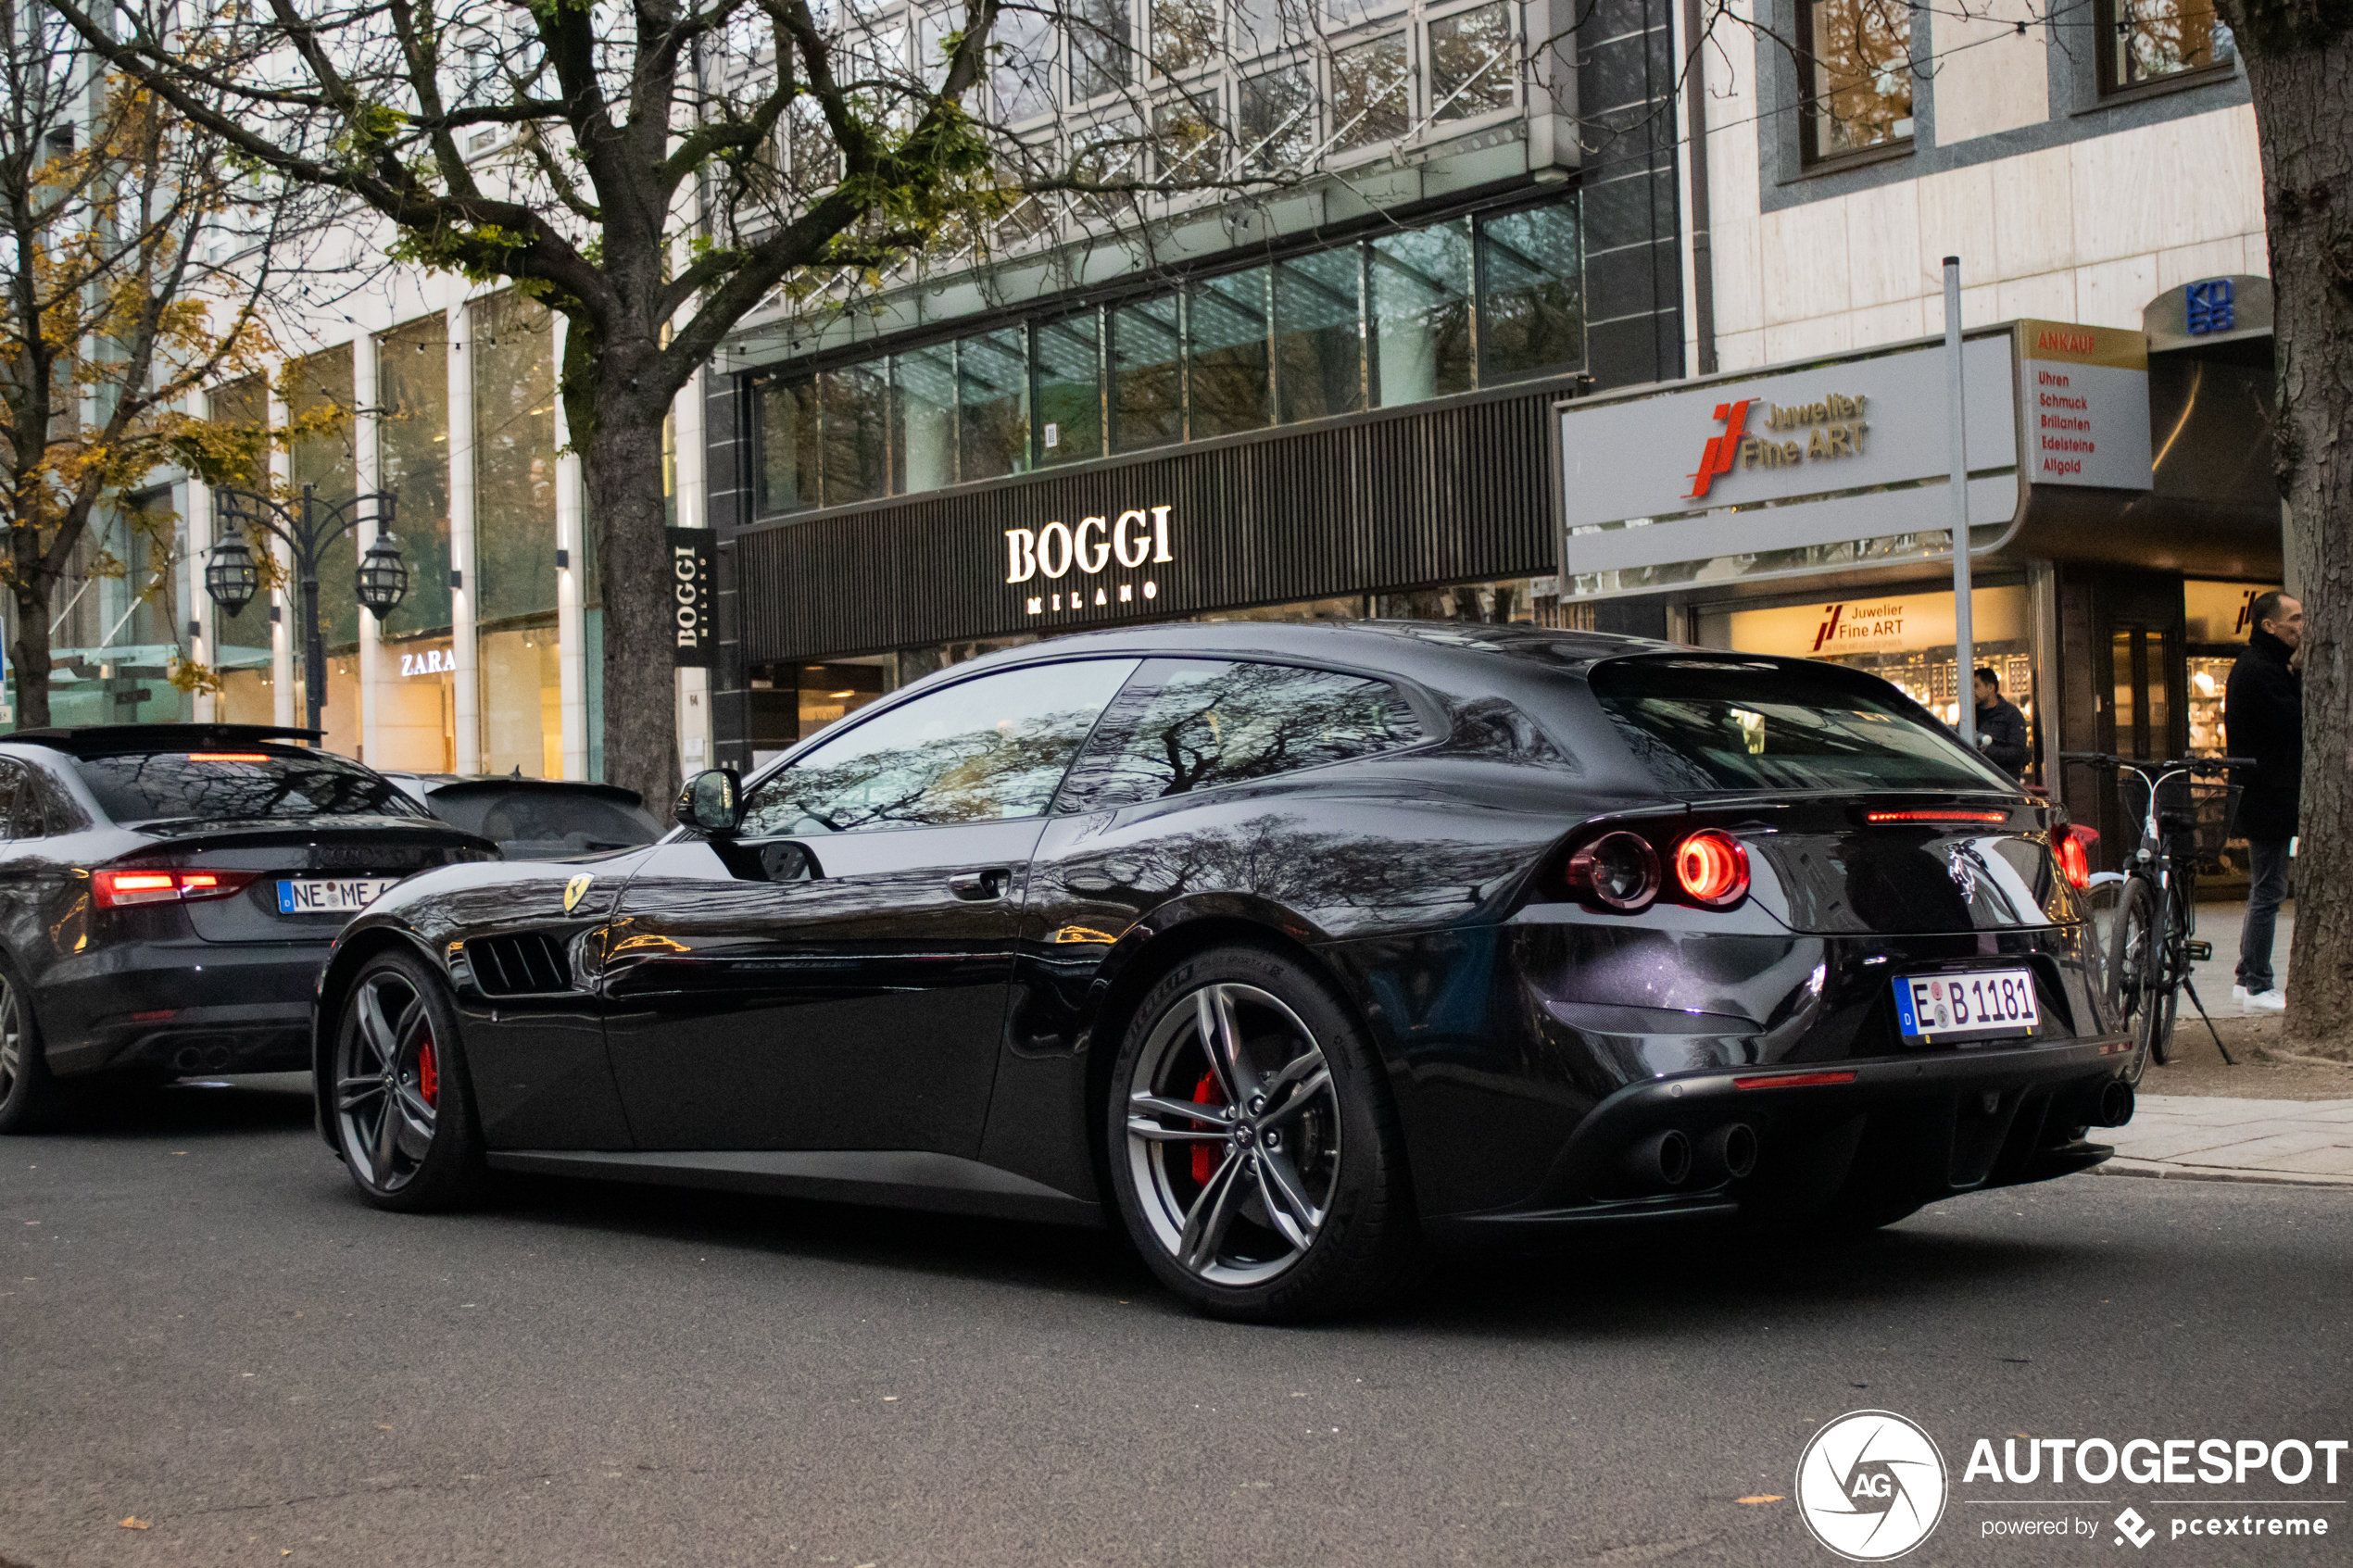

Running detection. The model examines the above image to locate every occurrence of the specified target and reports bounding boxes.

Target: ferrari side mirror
[676,768,743,836]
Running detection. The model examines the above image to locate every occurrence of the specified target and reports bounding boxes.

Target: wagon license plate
[1892,969,2040,1045]
[275,878,396,915]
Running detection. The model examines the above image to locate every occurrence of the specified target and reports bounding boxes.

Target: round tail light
[1673,830,1749,907]
[1569,830,1661,911]
[2056,831,2091,891]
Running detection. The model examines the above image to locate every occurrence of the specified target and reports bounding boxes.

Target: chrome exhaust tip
[2095,1079,2135,1128]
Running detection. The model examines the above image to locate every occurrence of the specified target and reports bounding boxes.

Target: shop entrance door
[2080,570,2188,869]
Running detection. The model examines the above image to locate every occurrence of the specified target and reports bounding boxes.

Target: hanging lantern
[355,530,410,619]
[204,534,260,618]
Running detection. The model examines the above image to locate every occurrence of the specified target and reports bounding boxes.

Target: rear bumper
[1428,1035,2133,1248]
[38,938,328,1078]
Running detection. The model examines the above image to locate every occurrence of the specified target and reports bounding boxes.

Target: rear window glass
[73,751,432,825]
[1591,659,2014,794]
[424,788,661,856]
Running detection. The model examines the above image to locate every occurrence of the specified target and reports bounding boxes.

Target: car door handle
[948,868,1011,901]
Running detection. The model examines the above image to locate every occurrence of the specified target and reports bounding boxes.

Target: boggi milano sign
[1004,505,1175,617]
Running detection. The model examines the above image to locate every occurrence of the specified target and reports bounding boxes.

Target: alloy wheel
[336,970,441,1193]
[1124,982,1340,1288]
[0,980,21,1106]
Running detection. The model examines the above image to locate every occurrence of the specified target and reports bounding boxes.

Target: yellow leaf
[1737,1496,1784,1505]
[120,1516,151,1529]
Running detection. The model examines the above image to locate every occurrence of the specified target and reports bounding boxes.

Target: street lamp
[207,483,406,734]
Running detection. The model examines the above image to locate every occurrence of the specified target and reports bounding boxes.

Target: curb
[2090,1159,2353,1191]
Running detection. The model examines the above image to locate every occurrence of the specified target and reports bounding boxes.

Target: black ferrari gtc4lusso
[311,622,2133,1321]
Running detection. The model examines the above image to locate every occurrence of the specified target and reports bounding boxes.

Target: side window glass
[738,659,1138,835]
[1056,659,1423,813]
[0,764,23,839]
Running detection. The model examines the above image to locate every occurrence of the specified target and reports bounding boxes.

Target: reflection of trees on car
[743,706,1106,834]
[74,755,425,824]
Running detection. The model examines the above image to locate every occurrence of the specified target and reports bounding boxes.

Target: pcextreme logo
[1796,1411,1950,1562]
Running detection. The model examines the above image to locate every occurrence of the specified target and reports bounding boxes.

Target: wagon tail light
[1567,826,1750,912]
[92,869,261,909]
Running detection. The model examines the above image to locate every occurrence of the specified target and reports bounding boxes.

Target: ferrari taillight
[1672,830,1750,908]
[2056,832,2091,891]
[93,869,260,909]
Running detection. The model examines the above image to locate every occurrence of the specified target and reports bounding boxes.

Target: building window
[1068,0,1132,99]
[893,343,958,494]
[1329,32,1410,153]
[1189,266,1273,438]
[1112,296,1185,453]
[1478,202,1582,383]
[756,374,817,514]
[2098,0,2234,94]
[1239,63,1315,172]
[1797,0,1914,166]
[1034,311,1104,464]
[1275,249,1365,423]
[471,292,559,625]
[819,364,889,506]
[991,5,1056,120]
[958,328,1032,481]
[1369,220,1474,406]
[1426,0,1516,122]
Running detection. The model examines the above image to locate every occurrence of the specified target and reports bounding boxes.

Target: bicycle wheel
[2146,884,2188,1066]
[2108,878,2162,1085]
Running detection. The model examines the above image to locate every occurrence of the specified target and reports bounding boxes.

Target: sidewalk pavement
[2095,1094,2353,1188]
[2186,900,2293,1014]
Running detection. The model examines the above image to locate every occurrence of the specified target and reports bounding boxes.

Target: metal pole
[299,485,324,736]
[1944,257,1975,749]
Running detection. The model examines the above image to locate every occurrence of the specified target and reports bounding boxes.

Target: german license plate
[1892,969,2040,1045]
[275,878,396,915]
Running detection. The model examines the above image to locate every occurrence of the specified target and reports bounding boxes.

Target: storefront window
[1369,221,1473,408]
[472,292,559,625]
[1189,267,1271,438]
[478,617,560,777]
[324,654,361,759]
[892,345,958,495]
[374,315,454,641]
[759,374,818,514]
[1034,311,1103,466]
[1375,576,1562,624]
[218,662,275,725]
[1478,203,1582,383]
[1275,250,1364,424]
[2184,580,2276,759]
[958,329,1031,481]
[1112,296,1185,453]
[379,638,457,772]
[1697,585,2034,769]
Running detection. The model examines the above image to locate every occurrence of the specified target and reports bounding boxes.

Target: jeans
[2236,836,2294,993]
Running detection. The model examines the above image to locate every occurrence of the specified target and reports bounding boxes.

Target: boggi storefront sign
[1004,505,1176,617]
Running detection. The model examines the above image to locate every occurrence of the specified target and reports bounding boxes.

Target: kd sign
[666,526,715,669]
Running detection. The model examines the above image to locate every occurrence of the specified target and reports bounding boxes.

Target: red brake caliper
[1190,1072,1224,1185]
[417,1035,439,1110]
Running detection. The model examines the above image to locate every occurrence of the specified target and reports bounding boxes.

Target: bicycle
[2060,752,2249,1084]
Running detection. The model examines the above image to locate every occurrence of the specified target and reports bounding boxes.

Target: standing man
[2225,590,2303,1014]
[1971,667,2031,780]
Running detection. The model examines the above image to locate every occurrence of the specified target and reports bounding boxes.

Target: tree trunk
[2228,1,2353,1055]
[9,572,55,730]
[578,384,684,821]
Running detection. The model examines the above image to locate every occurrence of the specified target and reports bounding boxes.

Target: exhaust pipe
[2095,1080,2135,1128]
[1695,1122,1759,1183]
[172,1046,204,1073]
[1618,1129,1692,1190]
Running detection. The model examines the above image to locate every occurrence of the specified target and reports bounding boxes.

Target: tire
[329,948,487,1210]
[0,968,63,1135]
[2108,879,2164,1085]
[1105,945,1417,1323]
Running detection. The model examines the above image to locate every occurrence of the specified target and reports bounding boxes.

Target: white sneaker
[2240,986,2287,1015]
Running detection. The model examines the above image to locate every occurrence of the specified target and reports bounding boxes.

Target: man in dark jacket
[2224,591,2303,1013]
[1971,668,2031,779]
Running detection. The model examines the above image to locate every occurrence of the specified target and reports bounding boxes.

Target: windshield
[423,787,661,858]
[1592,659,2016,794]
[74,750,433,825]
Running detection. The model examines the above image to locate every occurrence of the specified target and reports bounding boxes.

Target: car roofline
[4,723,327,757]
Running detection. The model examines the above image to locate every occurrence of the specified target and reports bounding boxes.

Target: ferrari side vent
[467,932,573,996]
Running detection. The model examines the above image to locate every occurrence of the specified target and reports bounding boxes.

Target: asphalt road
[3,1076,2348,1568]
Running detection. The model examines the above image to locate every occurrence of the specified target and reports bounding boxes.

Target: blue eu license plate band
[1893,969,2038,1042]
